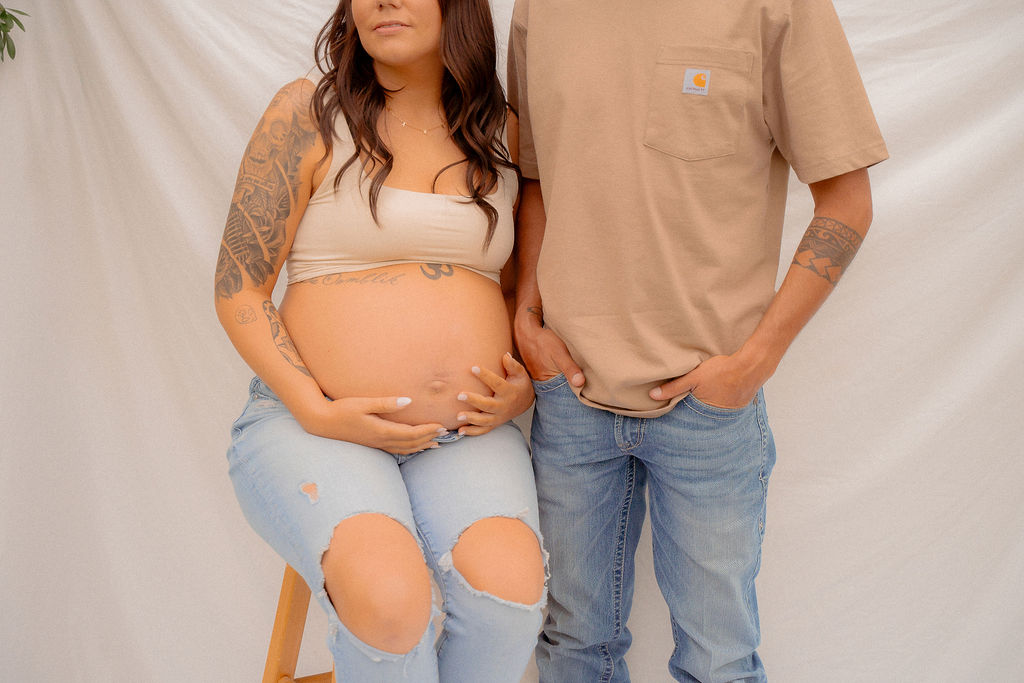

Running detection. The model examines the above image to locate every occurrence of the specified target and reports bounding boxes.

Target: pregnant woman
[214,0,546,679]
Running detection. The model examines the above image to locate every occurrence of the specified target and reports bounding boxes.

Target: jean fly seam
[601,454,638,683]
[613,415,648,452]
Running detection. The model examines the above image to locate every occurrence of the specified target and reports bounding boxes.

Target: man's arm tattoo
[215,87,317,300]
[792,216,863,285]
[263,301,311,377]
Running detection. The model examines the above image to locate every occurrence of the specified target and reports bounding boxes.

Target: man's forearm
[514,179,547,317]
[738,168,874,380]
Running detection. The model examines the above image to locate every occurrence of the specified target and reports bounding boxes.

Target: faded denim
[228,377,546,681]
[530,375,775,683]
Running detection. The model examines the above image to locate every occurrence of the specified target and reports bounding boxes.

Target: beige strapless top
[286,115,517,285]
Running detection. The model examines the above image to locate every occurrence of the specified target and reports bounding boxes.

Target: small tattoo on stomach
[420,263,455,280]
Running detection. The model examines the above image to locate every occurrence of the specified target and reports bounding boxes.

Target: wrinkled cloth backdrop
[2,1,1022,680]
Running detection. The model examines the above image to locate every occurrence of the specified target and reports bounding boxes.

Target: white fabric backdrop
[2,1,1022,680]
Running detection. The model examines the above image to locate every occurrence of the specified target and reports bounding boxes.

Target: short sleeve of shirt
[763,0,888,183]
[507,0,539,180]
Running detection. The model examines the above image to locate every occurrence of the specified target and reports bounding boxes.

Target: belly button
[425,380,449,395]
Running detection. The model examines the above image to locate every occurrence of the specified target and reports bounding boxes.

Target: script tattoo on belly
[792,216,863,285]
[216,87,317,299]
[420,263,455,280]
[299,271,406,286]
[263,301,311,377]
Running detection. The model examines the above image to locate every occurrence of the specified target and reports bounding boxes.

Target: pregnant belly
[279,264,513,429]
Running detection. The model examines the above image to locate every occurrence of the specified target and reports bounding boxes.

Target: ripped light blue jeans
[227,377,547,681]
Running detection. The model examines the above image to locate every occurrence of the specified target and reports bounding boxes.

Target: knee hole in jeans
[321,512,432,654]
[451,516,546,605]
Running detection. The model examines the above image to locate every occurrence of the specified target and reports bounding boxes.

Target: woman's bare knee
[322,513,432,654]
[451,517,545,605]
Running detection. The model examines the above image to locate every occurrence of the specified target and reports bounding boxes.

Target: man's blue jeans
[530,374,775,683]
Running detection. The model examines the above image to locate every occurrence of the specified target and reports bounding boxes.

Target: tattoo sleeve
[215,87,317,300]
[792,216,863,286]
[263,301,311,377]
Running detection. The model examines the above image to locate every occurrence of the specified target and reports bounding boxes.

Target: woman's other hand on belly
[297,395,447,455]
[454,353,534,436]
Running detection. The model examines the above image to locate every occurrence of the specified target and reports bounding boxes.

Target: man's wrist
[515,301,543,326]
[735,338,784,387]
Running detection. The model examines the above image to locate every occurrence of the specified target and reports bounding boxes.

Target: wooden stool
[262,564,336,683]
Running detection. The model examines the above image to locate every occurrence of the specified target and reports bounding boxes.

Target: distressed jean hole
[450,516,546,605]
[321,512,432,654]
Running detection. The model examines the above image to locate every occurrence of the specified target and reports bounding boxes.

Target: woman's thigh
[398,422,542,569]
[227,378,419,582]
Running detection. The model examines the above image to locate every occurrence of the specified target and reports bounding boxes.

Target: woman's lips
[373,21,409,34]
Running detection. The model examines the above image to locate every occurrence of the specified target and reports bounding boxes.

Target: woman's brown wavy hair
[311,0,515,249]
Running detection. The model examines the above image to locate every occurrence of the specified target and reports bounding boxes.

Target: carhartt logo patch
[682,68,710,96]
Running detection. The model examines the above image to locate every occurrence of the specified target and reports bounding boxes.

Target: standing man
[507,1,887,681]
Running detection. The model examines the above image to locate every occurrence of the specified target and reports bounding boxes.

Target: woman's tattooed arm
[215,85,318,300]
[213,81,320,382]
[263,301,311,377]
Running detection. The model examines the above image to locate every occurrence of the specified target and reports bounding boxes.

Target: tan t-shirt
[508,0,888,417]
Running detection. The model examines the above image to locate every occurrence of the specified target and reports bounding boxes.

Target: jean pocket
[531,373,568,393]
[230,379,282,441]
[643,45,753,161]
[682,393,752,420]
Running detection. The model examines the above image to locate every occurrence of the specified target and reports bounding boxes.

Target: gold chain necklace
[385,105,447,135]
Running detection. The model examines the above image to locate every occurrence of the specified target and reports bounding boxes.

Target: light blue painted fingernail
[457,392,468,401]
[397,397,412,407]
[471,366,481,375]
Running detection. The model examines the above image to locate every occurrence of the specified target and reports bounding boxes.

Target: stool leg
[262,565,312,683]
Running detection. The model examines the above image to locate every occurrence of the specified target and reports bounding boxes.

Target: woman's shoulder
[269,77,315,109]
[263,76,354,151]
[249,78,330,178]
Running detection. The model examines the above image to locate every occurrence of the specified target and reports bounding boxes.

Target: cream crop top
[286,114,518,285]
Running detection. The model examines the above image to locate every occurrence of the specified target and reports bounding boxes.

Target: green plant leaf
[0,5,28,62]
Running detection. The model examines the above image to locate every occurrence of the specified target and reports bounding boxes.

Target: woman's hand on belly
[298,394,447,455]
[454,353,535,436]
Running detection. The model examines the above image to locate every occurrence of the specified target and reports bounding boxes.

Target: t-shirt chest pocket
[643,45,754,161]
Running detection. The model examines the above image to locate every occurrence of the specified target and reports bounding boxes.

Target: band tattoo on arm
[216,86,317,300]
[792,216,863,285]
[419,263,455,280]
[263,301,311,377]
